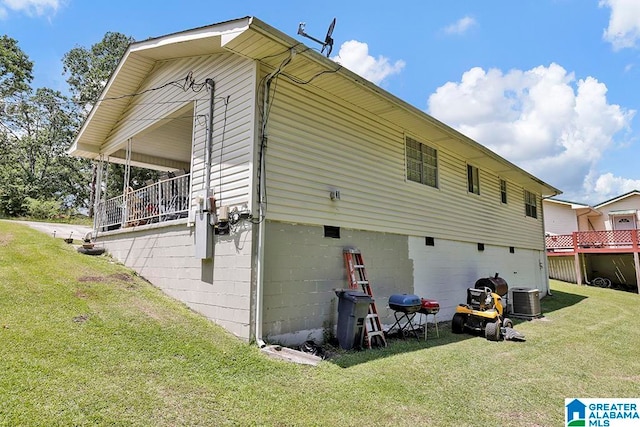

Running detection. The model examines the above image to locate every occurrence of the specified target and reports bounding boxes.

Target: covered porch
[77,102,196,235]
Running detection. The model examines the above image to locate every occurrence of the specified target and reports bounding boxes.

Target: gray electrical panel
[195,211,212,259]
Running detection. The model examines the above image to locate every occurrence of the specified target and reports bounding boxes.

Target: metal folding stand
[420,311,439,341]
[387,310,421,339]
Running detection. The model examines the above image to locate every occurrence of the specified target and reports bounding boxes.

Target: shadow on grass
[540,289,588,315]
[327,323,481,368]
[329,290,587,368]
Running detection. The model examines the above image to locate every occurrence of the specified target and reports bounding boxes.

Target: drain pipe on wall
[540,199,553,296]
[254,49,295,348]
[205,78,215,215]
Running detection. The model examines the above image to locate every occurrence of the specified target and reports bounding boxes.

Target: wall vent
[324,225,340,239]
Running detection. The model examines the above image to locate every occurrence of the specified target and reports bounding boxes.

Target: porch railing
[98,175,190,231]
[546,230,640,253]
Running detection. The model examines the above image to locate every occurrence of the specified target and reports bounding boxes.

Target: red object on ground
[420,298,440,314]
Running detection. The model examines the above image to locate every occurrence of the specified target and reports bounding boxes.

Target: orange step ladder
[344,249,387,348]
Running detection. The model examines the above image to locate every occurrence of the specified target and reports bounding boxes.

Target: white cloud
[0,7,7,19]
[1,0,61,17]
[443,16,477,35]
[332,40,405,85]
[427,63,635,203]
[592,173,640,196]
[600,0,640,50]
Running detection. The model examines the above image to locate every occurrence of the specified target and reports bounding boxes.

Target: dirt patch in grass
[72,314,89,323]
[0,233,14,246]
[132,299,177,324]
[78,273,135,284]
[75,289,89,299]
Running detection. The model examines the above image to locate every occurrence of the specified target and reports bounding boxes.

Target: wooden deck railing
[546,230,640,254]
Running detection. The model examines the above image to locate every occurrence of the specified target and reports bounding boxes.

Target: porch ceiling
[100,103,193,171]
[69,16,560,197]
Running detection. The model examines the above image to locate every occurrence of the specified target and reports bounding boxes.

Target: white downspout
[540,198,553,296]
[254,49,295,348]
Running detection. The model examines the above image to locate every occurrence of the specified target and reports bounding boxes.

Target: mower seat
[466,287,492,310]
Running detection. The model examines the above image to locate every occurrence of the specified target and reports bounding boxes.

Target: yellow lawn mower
[452,280,513,341]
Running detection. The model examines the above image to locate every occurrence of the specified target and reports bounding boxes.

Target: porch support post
[632,231,640,294]
[92,155,104,236]
[574,253,583,285]
[572,233,583,285]
[122,139,132,225]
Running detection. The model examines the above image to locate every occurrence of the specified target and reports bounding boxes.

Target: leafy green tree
[63,31,134,112]
[0,88,90,216]
[0,35,33,99]
[62,32,156,216]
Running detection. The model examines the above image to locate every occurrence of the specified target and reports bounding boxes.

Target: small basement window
[425,236,435,246]
[324,225,340,238]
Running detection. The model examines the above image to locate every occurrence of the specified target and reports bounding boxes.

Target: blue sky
[2,0,640,204]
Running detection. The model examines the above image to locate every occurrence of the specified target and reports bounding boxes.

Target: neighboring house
[544,191,640,291]
[69,17,560,346]
[542,198,598,235]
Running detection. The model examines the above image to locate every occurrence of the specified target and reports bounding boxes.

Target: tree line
[0,32,148,218]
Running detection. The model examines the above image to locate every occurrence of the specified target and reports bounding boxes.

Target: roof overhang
[69,16,560,197]
[595,190,640,209]
[608,209,638,216]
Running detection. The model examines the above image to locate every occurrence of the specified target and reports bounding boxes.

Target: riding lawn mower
[452,275,513,341]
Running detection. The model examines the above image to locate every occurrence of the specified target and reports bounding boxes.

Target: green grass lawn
[1,221,639,426]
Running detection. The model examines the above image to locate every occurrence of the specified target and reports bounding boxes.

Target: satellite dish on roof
[297,18,336,57]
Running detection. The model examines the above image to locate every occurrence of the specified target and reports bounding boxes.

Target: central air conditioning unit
[510,287,541,318]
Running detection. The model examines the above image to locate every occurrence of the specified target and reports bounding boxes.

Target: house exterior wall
[577,214,593,231]
[263,72,546,251]
[95,221,254,339]
[102,53,257,211]
[594,195,640,231]
[543,201,578,235]
[408,237,547,314]
[257,66,549,344]
[262,221,412,345]
[93,54,258,341]
[262,220,548,346]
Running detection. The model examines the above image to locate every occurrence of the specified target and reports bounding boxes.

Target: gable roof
[543,197,601,217]
[543,198,591,209]
[594,190,640,209]
[69,16,560,197]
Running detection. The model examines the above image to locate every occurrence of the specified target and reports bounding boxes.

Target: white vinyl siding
[595,194,640,231]
[542,201,579,235]
[102,53,257,210]
[262,69,546,250]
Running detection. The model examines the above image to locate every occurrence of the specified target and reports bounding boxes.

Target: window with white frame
[467,164,480,195]
[500,179,507,204]
[524,190,537,218]
[406,137,438,188]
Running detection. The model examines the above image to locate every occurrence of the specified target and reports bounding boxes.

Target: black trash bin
[335,290,373,350]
